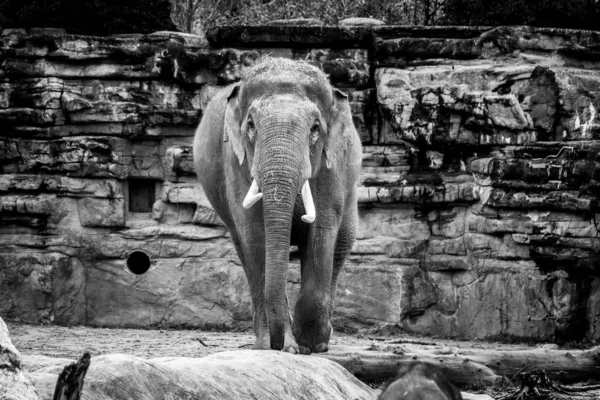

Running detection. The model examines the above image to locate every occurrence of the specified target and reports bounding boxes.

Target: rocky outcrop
[26,351,376,400]
[1,25,600,342]
[0,317,41,400]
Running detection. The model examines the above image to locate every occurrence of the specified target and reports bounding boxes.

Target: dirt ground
[7,321,538,361]
[11,321,600,397]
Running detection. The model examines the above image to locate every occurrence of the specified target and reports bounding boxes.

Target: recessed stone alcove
[1,25,600,342]
[128,180,158,214]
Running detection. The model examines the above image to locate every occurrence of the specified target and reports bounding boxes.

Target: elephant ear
[223,82,245,165]
[325,88,356,170]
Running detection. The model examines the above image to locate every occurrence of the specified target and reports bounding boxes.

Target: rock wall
[1,25,600,342]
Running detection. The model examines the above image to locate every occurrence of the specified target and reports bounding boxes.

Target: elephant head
[222,57,355,350]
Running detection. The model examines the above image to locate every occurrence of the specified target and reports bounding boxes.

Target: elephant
[378,361,463,400]
[193,57,362,354]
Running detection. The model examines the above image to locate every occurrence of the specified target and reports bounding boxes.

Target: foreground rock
[23,351,493,400]
[28,351,376,400]
[0,318,40,400]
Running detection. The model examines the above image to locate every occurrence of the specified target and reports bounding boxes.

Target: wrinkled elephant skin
[193,58,362,354]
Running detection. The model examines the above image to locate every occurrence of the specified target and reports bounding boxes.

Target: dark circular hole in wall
[126,251,151,275]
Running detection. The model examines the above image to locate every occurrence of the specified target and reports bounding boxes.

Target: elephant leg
[293,225,338,354]
[231,230,270,350]
[330,202,358,320]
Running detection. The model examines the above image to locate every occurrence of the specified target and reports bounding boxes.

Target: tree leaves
[444,0,600,29]
[0,0,176,35]
[169,0,449,37]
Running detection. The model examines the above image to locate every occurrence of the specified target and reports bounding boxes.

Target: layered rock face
[1,25,600,342]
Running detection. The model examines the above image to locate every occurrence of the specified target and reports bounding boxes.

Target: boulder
[28,351,376,400]
[0,317,41,400]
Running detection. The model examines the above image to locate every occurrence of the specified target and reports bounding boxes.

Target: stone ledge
[5,25,600,68]
[375,26,600,62]
[206,25,373,48]
[0,175,123,198]
[486,188,596,211]
[373,25,491,40]
[358,180,479,204]
[206,25,505,49]
[207,25,600,55]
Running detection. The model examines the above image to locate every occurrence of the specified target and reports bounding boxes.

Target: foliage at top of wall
[2,0,599,46]
[0,0,176,36]
[170,0,447,37]
[441,0,600,30]
[170,0,600,41]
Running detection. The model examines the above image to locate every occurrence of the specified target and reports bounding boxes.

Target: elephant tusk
[300,180,316,223]
[243,179,263,209]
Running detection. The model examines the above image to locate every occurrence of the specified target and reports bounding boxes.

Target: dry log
[316,345,600,387]
[317,346,499,387]
[52,352,91,400]
[446,345,600,384]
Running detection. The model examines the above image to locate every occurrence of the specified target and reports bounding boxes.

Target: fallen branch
[495,370,599,400]
[195,337,210,347]
[560,384,600,392]
[367,337,437,346]
[454,345,600,383]
[492,366,527,397]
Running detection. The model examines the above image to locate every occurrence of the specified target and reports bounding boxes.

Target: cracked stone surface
[1,26,600,342]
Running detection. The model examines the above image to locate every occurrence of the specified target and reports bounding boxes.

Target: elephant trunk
[258,124,306,350]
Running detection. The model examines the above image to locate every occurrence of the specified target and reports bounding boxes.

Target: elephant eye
[247,118,256,141]
[310,122,320,146]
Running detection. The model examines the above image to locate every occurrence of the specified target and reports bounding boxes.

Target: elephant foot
[313,342,328,353]
[293,316,333,355]
[297,342,327,354]
[283,344,298,354]
[282,330,299,354]
[297,342,328,355]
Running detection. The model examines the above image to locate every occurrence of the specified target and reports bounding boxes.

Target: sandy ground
[7,321,539,361]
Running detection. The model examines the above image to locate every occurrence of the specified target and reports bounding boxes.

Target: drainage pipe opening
[126,251,151,275]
